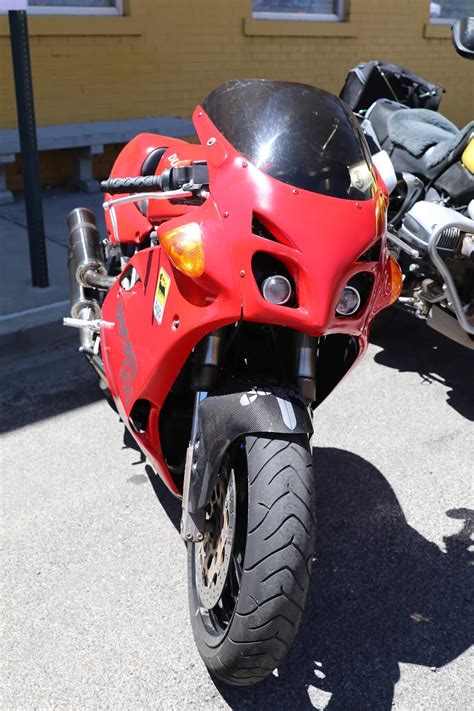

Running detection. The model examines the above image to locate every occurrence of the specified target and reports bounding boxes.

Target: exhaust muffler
[66,208,114,373]
[67,207,115,291]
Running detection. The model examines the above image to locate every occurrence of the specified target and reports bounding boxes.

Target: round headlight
[261,275,292,305]
[336,286,361,316]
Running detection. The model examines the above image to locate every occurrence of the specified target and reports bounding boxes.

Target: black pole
[9,10,49,288]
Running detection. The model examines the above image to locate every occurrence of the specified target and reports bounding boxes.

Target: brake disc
[194,464,236,610]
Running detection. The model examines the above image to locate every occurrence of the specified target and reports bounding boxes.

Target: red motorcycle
[65,80,401,685]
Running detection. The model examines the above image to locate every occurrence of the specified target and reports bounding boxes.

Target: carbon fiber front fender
[188,382,313,513]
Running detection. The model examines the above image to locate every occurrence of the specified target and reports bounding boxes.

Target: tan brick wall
[1,0,473,189]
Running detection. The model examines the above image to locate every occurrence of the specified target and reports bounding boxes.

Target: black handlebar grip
[100,175,163,194]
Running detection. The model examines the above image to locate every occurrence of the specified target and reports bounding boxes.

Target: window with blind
[25,0,122,14]
[252,0,345,22]
[429,1,474,23]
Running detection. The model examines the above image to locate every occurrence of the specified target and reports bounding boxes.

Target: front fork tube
[181,328,225,542]
[293,333,317,403]
[181,390,207,542]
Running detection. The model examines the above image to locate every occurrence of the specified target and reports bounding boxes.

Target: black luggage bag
[340,60,444,113]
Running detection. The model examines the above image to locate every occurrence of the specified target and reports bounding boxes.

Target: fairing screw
[172,319,180,330]
[223,211,229,218]
[207,137,216,146]
[355,202,362,209]
[198,111,203,117]
[242,161,248,168]
[292,189,299,195]
[240,270,246,278]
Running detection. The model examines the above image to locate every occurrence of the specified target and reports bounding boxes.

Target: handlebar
[100,162,209,195]
[100,175,163,194]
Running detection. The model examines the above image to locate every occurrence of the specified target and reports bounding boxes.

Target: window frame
[429,15,462,24]
[252,0,345,23]
[25,0,122,15]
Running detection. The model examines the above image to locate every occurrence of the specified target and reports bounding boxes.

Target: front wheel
[187,433,315,686]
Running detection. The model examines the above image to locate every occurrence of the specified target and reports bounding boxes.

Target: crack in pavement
[0,214,68,249]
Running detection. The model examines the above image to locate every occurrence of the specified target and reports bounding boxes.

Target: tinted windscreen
[202,80,376,200]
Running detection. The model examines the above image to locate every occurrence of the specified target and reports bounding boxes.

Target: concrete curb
[0,300,69,335]
[0,302,76,356]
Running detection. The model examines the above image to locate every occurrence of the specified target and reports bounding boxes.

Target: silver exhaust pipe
[67,207,115,291]
[67,207,114,387]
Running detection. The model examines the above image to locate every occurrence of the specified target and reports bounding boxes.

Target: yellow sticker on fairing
[153,267,170,325]
[461,137,474,174]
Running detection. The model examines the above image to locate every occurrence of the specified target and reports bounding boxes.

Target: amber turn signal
[388,254,403,304]
[160,222,205,277]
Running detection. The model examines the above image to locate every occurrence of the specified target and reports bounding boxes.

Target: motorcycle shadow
[370,308,474,421]
[212,447,473,711]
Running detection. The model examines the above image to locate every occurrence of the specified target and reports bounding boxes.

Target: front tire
[188,433,315,686]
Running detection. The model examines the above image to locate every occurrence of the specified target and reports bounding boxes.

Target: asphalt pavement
[1,309,473,710]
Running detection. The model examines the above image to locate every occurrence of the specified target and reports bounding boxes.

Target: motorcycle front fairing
[100,80,395,496]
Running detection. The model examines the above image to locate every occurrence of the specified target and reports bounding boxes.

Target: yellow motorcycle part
[461,137,474,173]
